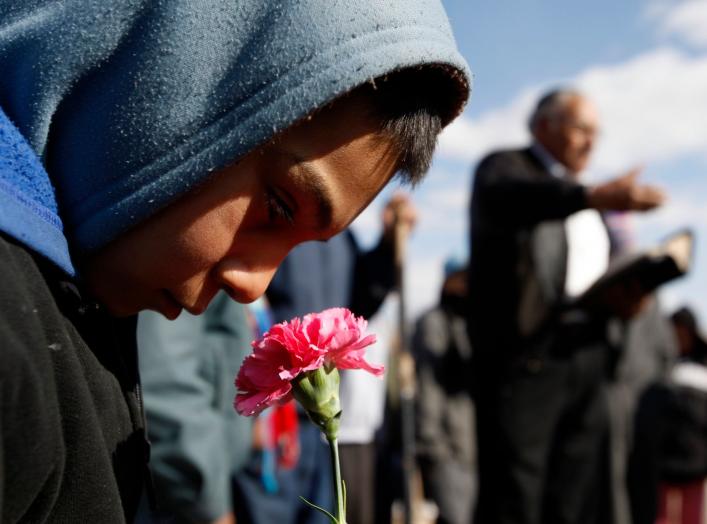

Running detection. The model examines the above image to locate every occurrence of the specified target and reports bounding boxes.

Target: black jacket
[0,234,148,523]
[468,147,591,367]
[660,372,707,482]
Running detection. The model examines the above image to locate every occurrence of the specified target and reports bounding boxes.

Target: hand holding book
[573,229,694,319]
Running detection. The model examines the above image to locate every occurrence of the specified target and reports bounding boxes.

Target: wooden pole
[393,204,417,524]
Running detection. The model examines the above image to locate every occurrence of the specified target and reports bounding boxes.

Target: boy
[0,1,469,522]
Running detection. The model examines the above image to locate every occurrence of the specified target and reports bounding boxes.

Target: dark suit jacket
[468,147,591,369]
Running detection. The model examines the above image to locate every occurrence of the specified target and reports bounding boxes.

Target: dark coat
[468,147,615,524]
[266,229,395,322]
[468,147,589,368]
[660,377,707,482]
[0,234,148,523]
[412,301,475,466]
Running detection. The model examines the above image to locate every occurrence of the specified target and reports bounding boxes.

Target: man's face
[82,95,398,319]
[536,96,599,175]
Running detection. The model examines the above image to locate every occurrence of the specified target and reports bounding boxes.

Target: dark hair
[672,306,707,363]
[671,306,699,332]
[528,87,582,133]
[362,66,468,186]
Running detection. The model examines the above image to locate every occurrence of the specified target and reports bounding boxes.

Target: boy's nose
[214,261,279,304]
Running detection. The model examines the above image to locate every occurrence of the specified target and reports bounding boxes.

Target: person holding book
[0,2,470,522]
[468,88,664,524]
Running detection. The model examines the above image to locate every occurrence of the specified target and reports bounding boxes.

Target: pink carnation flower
[305,308,382,375]
[235,307,381,416]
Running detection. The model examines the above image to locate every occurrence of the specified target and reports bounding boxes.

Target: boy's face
[83,95,398,319]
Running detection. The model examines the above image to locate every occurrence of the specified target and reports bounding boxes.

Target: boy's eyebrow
[293,161,334,232]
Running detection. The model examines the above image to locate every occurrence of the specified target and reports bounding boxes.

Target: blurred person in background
[604,297,678,524]
[337,303,397,524]
[230,298,320,524]
[671,307,707,366]
[259,194,417,524]
[629,306,707,524]
[412,259,476,524]
[136,293,253,524]
[468,88,664,524]
[602,212,678,524]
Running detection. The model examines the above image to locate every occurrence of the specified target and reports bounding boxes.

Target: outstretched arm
[351,193,417,318]
[474,155,664,227]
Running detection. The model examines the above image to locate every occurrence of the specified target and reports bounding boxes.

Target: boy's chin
[93,288,182,320]
[154,290,185,320]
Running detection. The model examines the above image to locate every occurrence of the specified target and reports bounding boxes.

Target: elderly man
[468,89,664,524]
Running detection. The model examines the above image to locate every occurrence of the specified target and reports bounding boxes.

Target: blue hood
[0,108,75,274]
[0,0,470,273]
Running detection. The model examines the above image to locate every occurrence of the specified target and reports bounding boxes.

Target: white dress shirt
[337,297,394,444]
[530,142,610,298]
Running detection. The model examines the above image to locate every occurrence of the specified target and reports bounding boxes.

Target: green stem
[328,437,346,524]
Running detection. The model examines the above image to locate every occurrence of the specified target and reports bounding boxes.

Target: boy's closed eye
[264,186,295,224]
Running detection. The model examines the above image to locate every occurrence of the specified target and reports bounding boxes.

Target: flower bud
[292,365,341,440]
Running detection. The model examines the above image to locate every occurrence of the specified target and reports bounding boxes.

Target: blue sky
[353,0,707,323]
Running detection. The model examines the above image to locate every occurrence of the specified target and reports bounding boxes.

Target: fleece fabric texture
[0,233,147,523]
[0,108,74,275]
[0,0,470,264]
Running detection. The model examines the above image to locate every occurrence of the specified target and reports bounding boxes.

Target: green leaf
[298,495,339,523]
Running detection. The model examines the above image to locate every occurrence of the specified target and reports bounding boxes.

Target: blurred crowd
[136,90,706,524]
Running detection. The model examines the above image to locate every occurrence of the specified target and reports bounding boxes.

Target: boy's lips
[166,289,213,316]
[160,290,184,320]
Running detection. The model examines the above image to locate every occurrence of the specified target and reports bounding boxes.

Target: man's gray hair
[528,88,583,133]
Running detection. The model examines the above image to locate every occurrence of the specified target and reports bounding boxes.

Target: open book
[573,229,694,308]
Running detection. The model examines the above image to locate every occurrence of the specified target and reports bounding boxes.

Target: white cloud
[636,193,707,236]
[437,88,535,165]
[436,47,707,177]
[419,186,468,226]
[648,0,707,48]
[578,47,707,173]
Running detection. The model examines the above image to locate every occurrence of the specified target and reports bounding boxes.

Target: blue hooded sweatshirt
[0,0,470,277]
